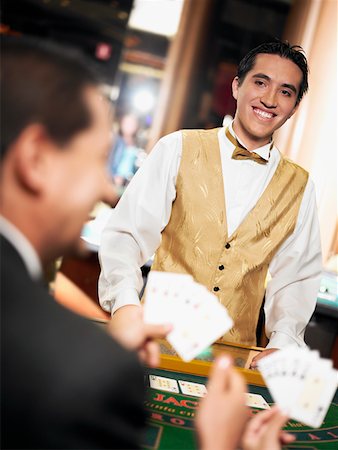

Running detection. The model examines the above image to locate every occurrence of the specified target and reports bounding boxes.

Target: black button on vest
[218,265,224,270]
[213,287,220,292]
[225,243,231,249]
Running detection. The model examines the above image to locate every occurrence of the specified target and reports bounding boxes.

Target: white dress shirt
[0,216,42,280]
[99,125,322,348]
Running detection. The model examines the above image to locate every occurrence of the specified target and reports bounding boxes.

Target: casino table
[142,341,338,450]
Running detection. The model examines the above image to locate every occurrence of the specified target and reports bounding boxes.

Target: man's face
[232,53,303,149]
[45,87,113,257]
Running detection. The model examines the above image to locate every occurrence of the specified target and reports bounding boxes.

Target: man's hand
[196,356,248,450]
[250,348,279,369]
[107,305,172,367]
[241,406,295,450]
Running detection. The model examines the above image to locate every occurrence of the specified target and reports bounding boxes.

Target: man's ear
[232,76,240,100]
[12,124,54,194]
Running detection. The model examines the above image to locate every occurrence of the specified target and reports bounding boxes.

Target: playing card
[245,393,271,410]
[167,288,233,362]
[257,347,338,428]
[144,271,192,324]
[178,380,208,397]
[144,271,233,362]
[288,360,338,428]
[149,375,179,393]
[258,347,299,411]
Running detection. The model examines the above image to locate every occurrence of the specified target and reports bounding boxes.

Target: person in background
[99,40,322,368]
[108,112,146,196]
[1,36,293,450]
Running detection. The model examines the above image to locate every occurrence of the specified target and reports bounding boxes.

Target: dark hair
[0,36,102,159]
[237,41,309,105]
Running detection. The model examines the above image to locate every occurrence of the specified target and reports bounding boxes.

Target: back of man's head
[1,37,101,159]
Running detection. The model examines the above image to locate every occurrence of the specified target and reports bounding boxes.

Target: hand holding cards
[257,347,338,428]
[144,271,233,362]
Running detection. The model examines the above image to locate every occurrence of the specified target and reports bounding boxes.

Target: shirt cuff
[111,288,141,315]
[266,331,307,349]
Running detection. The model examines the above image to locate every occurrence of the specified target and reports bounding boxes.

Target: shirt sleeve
[98,131,182,314]
[265,178,322,348]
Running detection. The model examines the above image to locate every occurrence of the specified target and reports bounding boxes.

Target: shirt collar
[228,122,273,161]
[0,216,43,280]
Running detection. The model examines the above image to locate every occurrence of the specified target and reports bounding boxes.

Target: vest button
[218,265,224,270]
[225,243,231,249]
[213,287,220,292]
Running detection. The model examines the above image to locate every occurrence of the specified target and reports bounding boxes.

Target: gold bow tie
[226,128,271,165]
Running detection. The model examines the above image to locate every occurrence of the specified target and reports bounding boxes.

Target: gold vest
[151,128,309,346]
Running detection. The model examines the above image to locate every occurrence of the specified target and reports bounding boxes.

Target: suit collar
[0,216,42,281]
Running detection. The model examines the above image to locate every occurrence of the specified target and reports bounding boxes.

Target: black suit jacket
[1,236,146,449]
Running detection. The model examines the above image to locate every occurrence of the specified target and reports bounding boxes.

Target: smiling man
[99,41,322,365]
[232,53,302,149]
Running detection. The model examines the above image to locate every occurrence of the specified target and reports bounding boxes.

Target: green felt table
[142,342,338,450]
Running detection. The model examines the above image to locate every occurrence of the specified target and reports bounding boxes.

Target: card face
[149,375,179,393]
[288,362,338,428]
[144,271,234,362]
[245,393,271,410]
[144,272,193,325]
[257,347,338,428]
[178,380,208,398]
[168,294,233,362]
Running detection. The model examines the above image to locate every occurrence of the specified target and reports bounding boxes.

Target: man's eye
[255,80,265,87]
[281,90,291,97]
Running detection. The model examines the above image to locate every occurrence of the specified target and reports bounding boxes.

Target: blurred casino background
[1,0,337,361]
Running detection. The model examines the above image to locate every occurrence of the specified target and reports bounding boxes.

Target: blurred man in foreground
[0,36,167,449]
[0,37,292,450]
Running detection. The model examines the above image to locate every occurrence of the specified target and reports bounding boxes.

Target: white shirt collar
[228,122,273,161]
[0,216,43,280]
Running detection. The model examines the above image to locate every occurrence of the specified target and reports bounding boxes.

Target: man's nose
[260,89,277,109]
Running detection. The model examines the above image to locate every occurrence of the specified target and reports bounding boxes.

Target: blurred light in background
[95,42,112,61]
[128,0,184,37]
[132,88,156,113]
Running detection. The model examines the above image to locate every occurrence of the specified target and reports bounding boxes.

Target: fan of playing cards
[257,347,338,428]
[143,271,233,362]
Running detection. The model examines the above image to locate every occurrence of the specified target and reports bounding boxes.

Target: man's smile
[252,107,277,120]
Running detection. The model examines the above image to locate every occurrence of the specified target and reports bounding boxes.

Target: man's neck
[232,121,272,151]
